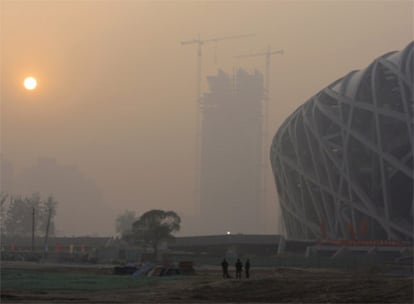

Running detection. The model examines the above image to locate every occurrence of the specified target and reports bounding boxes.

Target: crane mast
[236,46,284,231]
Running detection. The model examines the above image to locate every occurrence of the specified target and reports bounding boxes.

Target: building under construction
[199,69,264,234]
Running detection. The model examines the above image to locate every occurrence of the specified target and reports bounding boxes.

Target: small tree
[115,210,137,237]
[0,193,9,235]
[5,195,39,237]
[130,210,180,260]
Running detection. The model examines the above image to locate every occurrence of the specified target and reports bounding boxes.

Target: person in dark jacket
[235,258,243,279]
[221,258,229,278]
[245,258,250,279]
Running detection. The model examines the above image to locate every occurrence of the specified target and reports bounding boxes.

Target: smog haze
[1,0,412,236]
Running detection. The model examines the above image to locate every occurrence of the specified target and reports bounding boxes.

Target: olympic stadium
[270,42,413,242]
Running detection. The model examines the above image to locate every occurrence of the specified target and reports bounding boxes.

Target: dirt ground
[1,261,413,303]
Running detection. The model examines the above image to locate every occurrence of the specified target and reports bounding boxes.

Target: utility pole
[180,33,255,214]
[32,207,35,252]
[235,46,284,231]
[43,207,52,258]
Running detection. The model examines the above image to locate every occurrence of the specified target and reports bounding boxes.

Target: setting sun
[23,76,37,90]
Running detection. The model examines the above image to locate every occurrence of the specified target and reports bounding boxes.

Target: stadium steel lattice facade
[270,42,413,242]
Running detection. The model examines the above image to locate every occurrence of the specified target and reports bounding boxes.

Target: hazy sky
[1,0,413,236]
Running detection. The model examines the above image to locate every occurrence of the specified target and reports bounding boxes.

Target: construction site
[181,34,283,235]
[199,69,263,234]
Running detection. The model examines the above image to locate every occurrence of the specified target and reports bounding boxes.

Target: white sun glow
[24,77,37,90]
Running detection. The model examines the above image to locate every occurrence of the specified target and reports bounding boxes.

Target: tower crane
[235,46,284,230]
[181,33,254,212]
[181,33,255,106]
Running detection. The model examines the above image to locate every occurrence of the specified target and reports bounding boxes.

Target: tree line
[0,192,57,237]
[1,191,180,261]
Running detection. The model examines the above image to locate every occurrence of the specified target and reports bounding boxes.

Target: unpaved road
[1,262,413,303]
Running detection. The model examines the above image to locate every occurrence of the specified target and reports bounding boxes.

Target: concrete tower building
[200,69,264,234]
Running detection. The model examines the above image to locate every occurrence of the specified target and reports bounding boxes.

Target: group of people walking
[221,258,250,279]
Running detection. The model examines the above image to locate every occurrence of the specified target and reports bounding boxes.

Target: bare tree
[0,192,9,235]
[3,193,57,237]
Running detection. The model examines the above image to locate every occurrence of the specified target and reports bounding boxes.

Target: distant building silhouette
[270,42,413,241]
[0,156,14,193]
[200,69,264,234]
[13,157,113,236]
